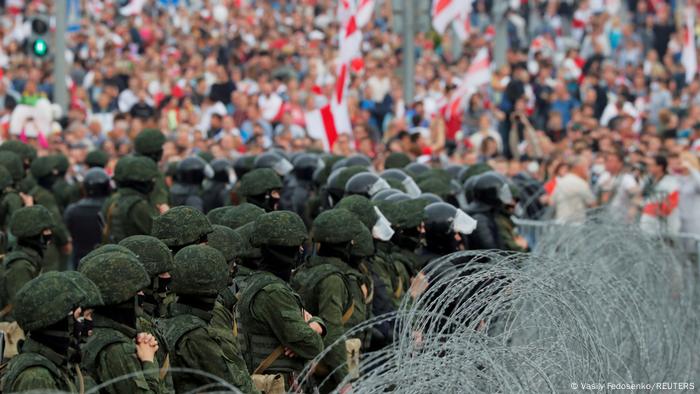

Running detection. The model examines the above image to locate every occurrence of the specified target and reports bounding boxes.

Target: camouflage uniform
[50,154,81,213]
[159,245,257,394]
[2,271,100,392]
[237,211,325,389]
[0,165,22,233]
[85,150,109,168]
[102,156,159,243]
[233,222,263,294]
[291,209,368,387]
[29,156,71,272]
[238,168,283,212]
[1,206,55,319]
[134,129,170,208]
[79,250,164,394]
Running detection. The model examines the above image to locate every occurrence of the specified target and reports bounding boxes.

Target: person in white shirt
[551,156,596,223]
[596,149,639,222]
[469,114,503,154]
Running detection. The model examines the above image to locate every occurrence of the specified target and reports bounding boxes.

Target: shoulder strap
[160,314,207,351]
[81,328,128,374]
[253,346,284,375]
[2,352,63,391]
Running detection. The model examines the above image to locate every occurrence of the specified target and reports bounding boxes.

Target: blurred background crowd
[0,0,699,237]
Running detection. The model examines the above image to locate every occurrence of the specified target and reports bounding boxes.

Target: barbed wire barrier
[307,216,700,393]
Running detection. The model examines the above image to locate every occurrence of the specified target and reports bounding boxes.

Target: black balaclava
[317,241,352,263]
[425,231,462,255]
[37,174,61,190]
[18,233,52,257]
[260,245,302,282]
[96,298,138,329]
[247,190,280,212]
[392,227,422,251]
[139,276,171,318]
[118,180,155,195]
[177,294,218,315]
[30,316,78,363]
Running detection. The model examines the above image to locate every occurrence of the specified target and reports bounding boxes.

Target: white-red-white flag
[452,0,472,42]
[356,0,375,27]
[339,15,362,63]
[445,48,491,119]
[682,10,697,84]
[305,104,351,151]
[338,0,356,24]
[432,0,463,34]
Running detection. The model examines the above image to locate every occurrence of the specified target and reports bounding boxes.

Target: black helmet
[445,164,464,180]
[83,168,111,197]
[345,172,390,198]
[233,155,256,179]
[371,188,401,202]
[254,152,293,177]
[418,192,443,204]
[292,153,322,182]
[385,192,411,202]
[345,154,372,169]
[380,169,421,197]
[177,156,208,185]
[423,202,477,252]
[210,159,233,183]
[404,162,430,178]
[330,157,349,172]
[472,172,514,207]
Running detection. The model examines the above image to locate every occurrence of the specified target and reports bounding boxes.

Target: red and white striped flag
[682,10,697,84]
[339,15,362,63]
[305,103,351,152]
[356,0,375,27]
[446,48,491,119]
[432,0,464,34]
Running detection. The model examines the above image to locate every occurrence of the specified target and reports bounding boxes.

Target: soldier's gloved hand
[135,333,159,363]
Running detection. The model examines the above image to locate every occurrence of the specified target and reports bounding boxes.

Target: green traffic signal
[32,38,48,57]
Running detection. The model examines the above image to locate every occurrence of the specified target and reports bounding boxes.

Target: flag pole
[53,0,69,113]
[402,0,416,104]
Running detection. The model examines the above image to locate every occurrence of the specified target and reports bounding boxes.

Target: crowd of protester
[0,0,699,237]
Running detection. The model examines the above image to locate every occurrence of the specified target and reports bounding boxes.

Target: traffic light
[29,15,50,58]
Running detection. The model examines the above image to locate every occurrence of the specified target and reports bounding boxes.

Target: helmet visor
[273,159,294,176]
[368,178,391,196]
[204,164,215,179]
[498,183,514,205]
[372,207,395,241]
[402,177,422,198]
[452,209,477,235]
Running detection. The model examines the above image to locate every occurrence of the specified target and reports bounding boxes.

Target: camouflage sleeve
[210,299,235,333]
[315,275,349,379]
[495,214,525,252]
[96,342,162,394]
[1,193,22,228]
[254,287,324,361]
[5,260,36,305]
[10,366,61,392]
[129,200,156,235]
[175,327,246,391]
[149,175,169,206]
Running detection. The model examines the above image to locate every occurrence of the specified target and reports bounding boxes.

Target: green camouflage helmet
[251,211,307,247]
[14,272,86,332]
[10,206,54,238]
[30,156,56,179]
[86,150,109,168]
[335,195,377,230]
[379,199,427,230]
[207,203,265,230]
[172,245,229,295]
[0,166,13,190]
[416,168,452,184]
[0,151,25,182]
[62,271,104,309]
[313,155,344,186]
[312,208,363,244]
[238,168,282,197]
[134,128,166,155]
[151,206,214,248]
[351,225,374,257]
[79,244,137,269]
[0,140,36,164]
[52,154,70,174]
[119,235,174,277]
[459,162,493,184]
[328,165,368,191]
[114,156,158,183]
[384,152,411,169]
[235,222,261,259]
[79,251,150,305]
[417,177,451,200]
[197,151,214,163]
[208,225,244,263]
